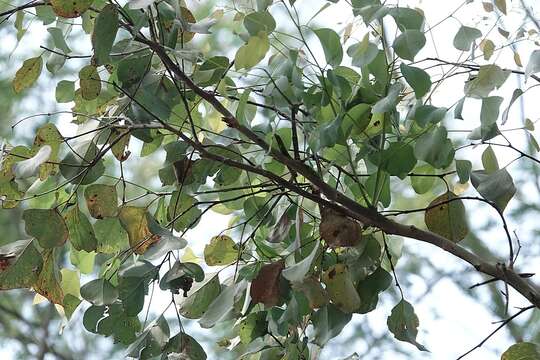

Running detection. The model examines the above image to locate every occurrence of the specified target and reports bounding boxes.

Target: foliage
[0,0,540,358]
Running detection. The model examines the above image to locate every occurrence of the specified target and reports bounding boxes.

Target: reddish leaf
[250,261,284,307]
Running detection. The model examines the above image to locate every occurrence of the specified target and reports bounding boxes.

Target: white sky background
[2,0,540,359]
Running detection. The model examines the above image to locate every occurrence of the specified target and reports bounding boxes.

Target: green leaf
[282,241,320,282]
[126,316,170,359]
[199,280,246,328]
[292,276,329,310]
[23,209,68,248]
[162,333,207,360]
[356,267,392,314]
[502,89,524,125]
[414,127,455,169]
[481,146,499,173]
[178,275,221,319]
[312,304,352,346]
[36,5,57,25]
[0,240,43,290]
[79,65,101,101]
[464,65,509,98]
[410,164,436,194]
[370,142,417,177]
[160,261,204,291]
[60,142,105,185]
[84,304,141,345]
[453,25,482,51]
[13,56,43,93]
[525,50,540,80]
[94,218,130,253]
[92,4,119,65]
[55,80,75,103]
[204,235,238,266]
[118,261,158,316]
[373,82,404,114]
[481,96,503,125]
[387,299,428,351]
[244,11,276,36]
[322,264,361,313]
[413,105,447,127]
[80,278,118,305]
[168,191,201,232]
[47,27,71,53]
[392,30,426,61]
[50,0,94,18]
[34,249,64,304]
[471,169,516,212]
[314,28,343,67]
[425,191,469,243]
[235,33,270,70]
[347,34,379,67]
[480,39,495,60]
[389,7,424,31]
[501,342,540,360]
[400,63,431,99]
[70,247,95,274]
[455,159,472,184]
[64,205,98,252]
[239,312,267,344]
[84,184,118,219]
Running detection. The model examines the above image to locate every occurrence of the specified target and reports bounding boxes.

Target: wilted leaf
[79,65,101,101]
[320,207,361,248]
[203,235,238,266]
[34,249,64,305]
[118,206,160,254]
[501,342,540,360]
[250,261,284,307]
[84,184,118,219]
[50,0,94,18]
[0,240,42,290]
[387,299,428,351]
[322,264,361,313]
[13,57,43,93]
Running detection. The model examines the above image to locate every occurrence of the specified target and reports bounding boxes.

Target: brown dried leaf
[319,207,361,248]
[250,261,284,307]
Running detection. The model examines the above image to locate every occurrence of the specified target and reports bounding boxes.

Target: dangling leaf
[322,263,361,313]
[84,184,118,219]
[92,4,119,65]
[387,299,428,351]
[250,261,284,307]
[13,56,43,93]
[203,235,238,266]
[34,249,64,305]
[319,207,362,247]
[118,206,160,254]
[501,342,540,360]
[64,205,98,252]
[79,65,101,101]
[424,192,469,243]
[23,209,68,248]
[0,240,43,290]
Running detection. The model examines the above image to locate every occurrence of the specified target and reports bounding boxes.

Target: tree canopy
[0,0,540,358]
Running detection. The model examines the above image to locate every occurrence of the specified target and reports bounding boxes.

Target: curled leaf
[320,207,362,247]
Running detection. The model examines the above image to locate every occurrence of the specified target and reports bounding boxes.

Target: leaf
[0,240,43,290]
[250,261,284,307]
[178,275,221,319]
[481,96,503,125]
[413,105,447,127]
[400,63,431,99]
[199,280,247,328]
[48,27,71,53]
[235,33,270,70]
[314,28,343,67]
[79,65,101,101]
[456,159,472,184]
[482,146,499,173]
[414,127,455,169]
[94,218,130,253]
[388,7,425,31]
[160,261,204,292]
[464,65,509,98]
[50,0,94,18]
[387,299,428,351]
[502,89,524,125]
[471,169,516,212]
[424,191,469,243]
[12,145,52,179]
[162,332,207,360]
[34,249,64,304]
[167,191,201,232]
[13,56,43,93]
[453,25,482,51]
[92,4,119,65]
[59,142,105,185]
[322,263,361,313]
[282,241,319,282]
[501,342,540,360]
[372,82,404,114]
[23,209,68,248]
[356,267,392,314]
[118,261,158,315]
[56,80,75,103]
[393,30,426,61]
[320,207,362,247]
[525,50,540,80]
[239,312,267,344]
[84,184,118,219]
[204,235,238,266]
[347,34,379,67]
[494,0,507,14]
[480,39,495,60]
[126,316,170,359]
[83,304,141,345]
[80,278,119,306]
[118,206,160,254]
[410,164,436,194]
[312,304,352,346]
[244,11,276,35]
[292,276,328,309]
[64,205,98,252]
[128,0,155,9]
